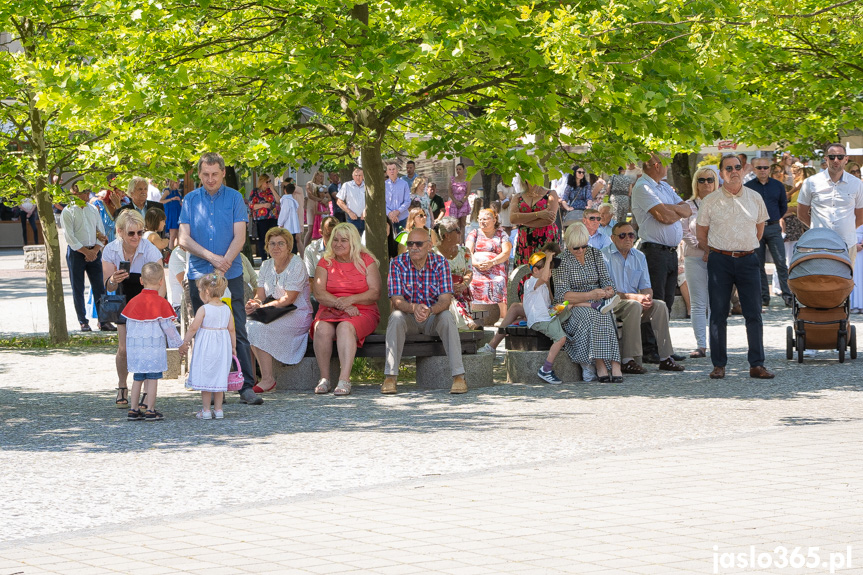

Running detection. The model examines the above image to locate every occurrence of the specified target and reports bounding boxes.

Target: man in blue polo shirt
[179,152,263,405]
[745,156,792,307]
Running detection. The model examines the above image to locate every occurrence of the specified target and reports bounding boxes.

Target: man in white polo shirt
[337,167,367,235]
[798,143,863,260]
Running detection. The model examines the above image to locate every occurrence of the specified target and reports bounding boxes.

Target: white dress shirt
[337,181,366,217]
[61,204,105,250]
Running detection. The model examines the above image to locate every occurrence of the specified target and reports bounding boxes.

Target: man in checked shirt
[383,228,467,395]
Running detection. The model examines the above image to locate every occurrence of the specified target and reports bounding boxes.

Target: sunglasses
[697,177,715,184]
[828,154,846,161]
[723,165,743,172]
[585,216,601,221]
[406,241,427,248]
[570,244,588,251]
[126,230,144,237]
[754,166,770,170]
[576,170,585,174]
[616,232,636,239]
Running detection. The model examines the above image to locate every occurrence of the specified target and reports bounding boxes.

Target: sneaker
[598,295,619,314]
[196,409,212,420]
[580,363,597,382]
[537,368,562,384]
[477,343,495,355]
[239,388,263,405]
[213,410,224,419]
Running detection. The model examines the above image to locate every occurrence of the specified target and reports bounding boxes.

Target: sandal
[598,375,611,383]
[127,409,143,421]
[314,378,333,394]
[610,376,624,383]
[116,387,129,408]
[689,348,706,358]
[138,392,148,411]
[252,379,277,394]
[143,409,164,421]
[334,380,352,396]
[196,409,213,420]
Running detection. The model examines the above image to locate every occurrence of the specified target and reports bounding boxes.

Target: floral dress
[434,245,473,329]
[449,178,471,218]
[467,228,508,304]
[515,192,560,265]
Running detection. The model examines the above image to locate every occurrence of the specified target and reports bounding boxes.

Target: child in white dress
[179,273,236,420]
[122,262,183,421]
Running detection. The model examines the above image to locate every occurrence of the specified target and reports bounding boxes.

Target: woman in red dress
[510,178,560,265]
[311,223,381,396]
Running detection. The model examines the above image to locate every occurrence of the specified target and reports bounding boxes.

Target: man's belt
[709,247,755,258]
[766,220,779,225]
[641,242,677,252]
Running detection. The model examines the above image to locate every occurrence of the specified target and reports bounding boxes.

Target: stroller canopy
[788,227,853,308]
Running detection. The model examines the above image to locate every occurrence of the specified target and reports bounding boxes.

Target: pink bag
[227,355,244,391]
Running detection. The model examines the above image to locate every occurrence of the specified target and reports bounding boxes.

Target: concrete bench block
[23,245,46,269]
[505,350,582,384]
[416,353,494,389]
[274,356,340,391]
[670,295,687,320]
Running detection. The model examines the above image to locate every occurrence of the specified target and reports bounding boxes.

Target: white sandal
[314,378,333,394]
[334,380,352,396]
[196,409,212,420]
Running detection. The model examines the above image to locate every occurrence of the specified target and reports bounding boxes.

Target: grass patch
[0,333,117,349]
[350,357,416,383]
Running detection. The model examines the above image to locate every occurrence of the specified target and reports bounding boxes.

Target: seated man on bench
[601,221,685,374]
[383,228,468,395]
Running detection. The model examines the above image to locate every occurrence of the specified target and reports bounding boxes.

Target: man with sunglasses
[383,228,467,395]
[798,143,863,260]
[582,208,612,250]
[696,154,773,380]
[601,222,684,374]
[631,154,691,312]
[745,157,792,307]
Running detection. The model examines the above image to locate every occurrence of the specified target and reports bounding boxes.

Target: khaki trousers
[385,309,465,377]
[614,299,673,361]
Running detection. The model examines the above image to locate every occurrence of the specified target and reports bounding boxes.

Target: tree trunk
[671,152,693,200]
[481,169,496,209]
[29,100,69,344]
[360,142,391,329]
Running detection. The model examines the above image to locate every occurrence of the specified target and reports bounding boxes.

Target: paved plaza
[1,248,863,574]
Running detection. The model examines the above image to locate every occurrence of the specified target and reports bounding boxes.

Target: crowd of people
[47,145,863,419]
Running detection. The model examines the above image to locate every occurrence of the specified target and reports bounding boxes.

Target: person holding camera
[102,210,165,409]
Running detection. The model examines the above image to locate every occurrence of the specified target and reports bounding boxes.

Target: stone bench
[275,330,494,391]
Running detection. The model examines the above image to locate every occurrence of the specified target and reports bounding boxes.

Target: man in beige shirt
[696,154,774,381]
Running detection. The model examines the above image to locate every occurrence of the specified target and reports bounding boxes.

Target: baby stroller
[786,228,857,363]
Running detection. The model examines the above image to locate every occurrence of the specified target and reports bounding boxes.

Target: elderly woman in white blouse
[245,227,314,393]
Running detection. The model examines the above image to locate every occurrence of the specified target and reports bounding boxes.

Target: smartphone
[119,261,131,273]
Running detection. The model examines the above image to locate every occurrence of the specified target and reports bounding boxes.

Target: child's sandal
[127,409,143,421]
[116,387,129,408]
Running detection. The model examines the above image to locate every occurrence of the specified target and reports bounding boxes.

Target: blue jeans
[707,251,764,368]
[189,275,254,392]
[756,222,791,302]
[347,217,365,236]
[66,247,105,325]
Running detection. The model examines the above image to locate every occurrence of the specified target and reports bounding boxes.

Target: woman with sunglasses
[102,210,165,409]
[552,222,623,382]
[680,167,718,358]
[559,166,591,227]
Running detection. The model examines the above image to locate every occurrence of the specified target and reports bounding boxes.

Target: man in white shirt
[798,143,863,260]
[631,154,691,311]
[62,186,113,332]
[337,167,367,235]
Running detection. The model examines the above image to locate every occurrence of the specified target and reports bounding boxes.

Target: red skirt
[311,305,380,347]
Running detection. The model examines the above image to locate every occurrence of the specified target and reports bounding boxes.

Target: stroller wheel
[786,326,794,360]
[797,334,805,364]
[851,325,857,360]
[838,334,846,363]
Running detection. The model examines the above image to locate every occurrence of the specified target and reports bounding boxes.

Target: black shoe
[643,352,661,364]
[99,322,117,332]
[783,296,793,307]
[239,388,263,405]
[143,410,164,421]
[79,323,92,332]
[762,299,770,307]
[127,409,143,421]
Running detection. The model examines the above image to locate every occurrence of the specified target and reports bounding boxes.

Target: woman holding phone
[102,210,165,409]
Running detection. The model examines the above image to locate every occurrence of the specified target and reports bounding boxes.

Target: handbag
[98,284,126,324]
[227,355,244,391]
[247,296,296,324]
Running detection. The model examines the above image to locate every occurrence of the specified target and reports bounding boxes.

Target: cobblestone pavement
[2,249,863,573]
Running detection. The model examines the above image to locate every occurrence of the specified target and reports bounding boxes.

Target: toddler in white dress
[179,273,236,420]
